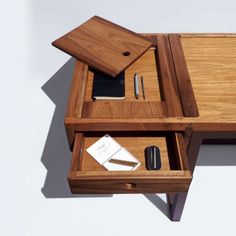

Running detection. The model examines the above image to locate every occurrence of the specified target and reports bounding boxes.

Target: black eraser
[145,146,161,170]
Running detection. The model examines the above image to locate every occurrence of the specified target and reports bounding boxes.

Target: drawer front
[68,132,192,194]
[69,176,191,194]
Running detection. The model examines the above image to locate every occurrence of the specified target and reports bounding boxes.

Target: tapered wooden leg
[167,192,188,221]
[167,132,203,221]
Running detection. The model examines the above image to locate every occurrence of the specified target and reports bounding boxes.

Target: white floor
[1,1,236,235]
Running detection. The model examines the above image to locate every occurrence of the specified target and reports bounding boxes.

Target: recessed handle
[124,183,137,189]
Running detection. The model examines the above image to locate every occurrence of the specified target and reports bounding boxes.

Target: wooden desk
[64,34,236,221]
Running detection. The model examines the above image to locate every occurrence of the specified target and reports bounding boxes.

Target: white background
[1,0,236,235]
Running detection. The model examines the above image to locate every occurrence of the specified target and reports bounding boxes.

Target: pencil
[141,76,145,99]
[108,158,138,167]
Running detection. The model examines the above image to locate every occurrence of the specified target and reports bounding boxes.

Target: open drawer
[68,131,192,194]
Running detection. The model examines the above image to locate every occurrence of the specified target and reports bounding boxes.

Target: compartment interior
[81,48,167,118]
[74,131,186,173]
[84,48,161,102]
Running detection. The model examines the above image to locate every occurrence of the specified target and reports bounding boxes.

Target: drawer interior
[83,136,170,171]
[68,131,192,194]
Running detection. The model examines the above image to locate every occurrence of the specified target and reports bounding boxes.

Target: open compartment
[68,131,192,194]
[66,34,198,122]
[82,47,167,118]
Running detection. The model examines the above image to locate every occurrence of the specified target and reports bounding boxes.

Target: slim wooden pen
[108,158,138,167]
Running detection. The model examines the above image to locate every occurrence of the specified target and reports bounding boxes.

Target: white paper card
[86,134,121,165]
[86,134,140,171]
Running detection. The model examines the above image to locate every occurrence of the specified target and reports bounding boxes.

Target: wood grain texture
[82,101,167,118]
[65,60,88,148]
[64,118,190,135]
[156,35,183,116]
[66,60,88,118]
[180,33,236,38]
[174,133,190,170]
[168,34,199,117]
[69,180,191,194]
[63,33,236,218]
[84,48,162,102]
[69,133,84,177]
[81,136,170,171]
[64,34,236,159]
[65,35,236,134]
[68,133,192,194]
[65,117,236,132]
[183,126,193,149]
[52,16,152,77]
[181,37,236,123]
[143,34,157,47]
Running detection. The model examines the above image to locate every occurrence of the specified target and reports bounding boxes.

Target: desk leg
[167,192,187,221]
[167,132,203,221]
[187,132,203,173]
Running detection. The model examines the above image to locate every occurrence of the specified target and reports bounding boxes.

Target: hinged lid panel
[52,16,152,77]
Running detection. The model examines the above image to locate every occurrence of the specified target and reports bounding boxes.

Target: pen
[108,158,138,167]
[134,73,139,99]
[141,76,145,100]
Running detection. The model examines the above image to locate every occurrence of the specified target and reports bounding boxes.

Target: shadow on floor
[41,58,236,217]
[143,194,170,219]
[41,58,112,198]
[197,145,236,166]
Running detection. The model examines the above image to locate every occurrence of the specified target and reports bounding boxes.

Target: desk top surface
[65,34,236,132]
[181,35,236,123]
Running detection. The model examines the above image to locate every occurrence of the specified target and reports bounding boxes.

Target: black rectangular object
[92,70,125,100]
[145,146,161,170]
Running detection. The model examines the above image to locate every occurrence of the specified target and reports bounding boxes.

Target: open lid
[52,16,152,77]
